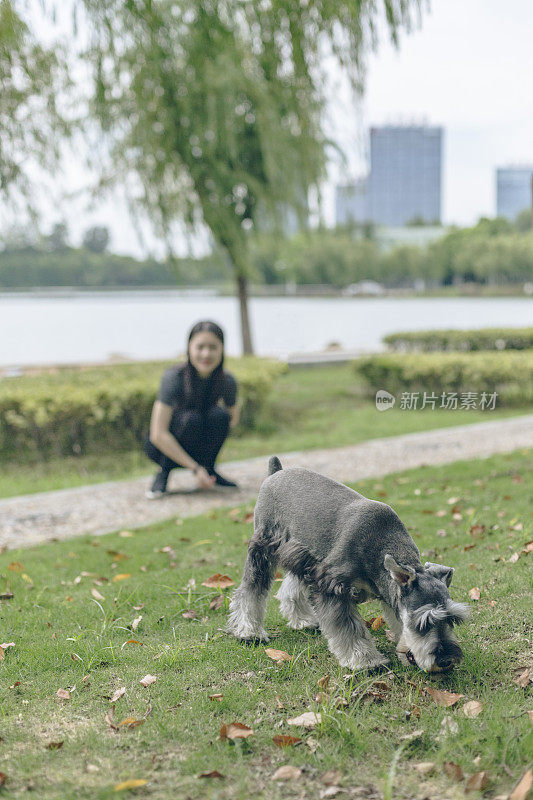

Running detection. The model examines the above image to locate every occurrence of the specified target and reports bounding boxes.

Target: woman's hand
[195,466,216,490]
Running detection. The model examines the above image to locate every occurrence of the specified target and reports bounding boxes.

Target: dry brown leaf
[131,615,142,631]
[106,550,129,561]
[209,595,225,610]
[272,735,302,748]
[275,695,284,709]
[219,722,254,740]
[465,771,489,793]
[123,639,142,646]
[265,647,292,664]
[119,530,133,538]
[140,674,157,687]
[105,707,118,730]
[414,762,435,775]
[272,765,302,781]
[443,761,464,781]
[509,552,520,563]
[182,609,198,619]
[425,688,464,707]
[463,700,483,718]
[242,512,254,523]
[321,770,342,785]
[0,591,14,599]
[209,694,223,702]
[46,741,64,750]
[56,688,71,700]
[0,647,3,661]
[9,562,23,572]
[287,712,321,728]
[198,771,225,779]
[318,675,330,690]
[114,779,148,791]
[9,682,21,689]
[371,615,385,631]
[202,573,235,589]
[513,668,532,688]
[527,710,533,722]
[510,769,533,800]
[0,772,7,787]
[315,692,330,704]
[112,573,131,582]
[468,587,481,601]
[320,788,347,799]
[110,687,126,703]
[91,587,105,601]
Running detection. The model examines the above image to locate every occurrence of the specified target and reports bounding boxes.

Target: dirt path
[1,415,532,550]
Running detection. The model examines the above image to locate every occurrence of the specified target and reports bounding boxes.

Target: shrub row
[354,351,533,407]
[0,358,286,462]
[383,327,533,352]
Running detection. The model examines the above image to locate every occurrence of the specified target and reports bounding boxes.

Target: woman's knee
[205,405,230,429]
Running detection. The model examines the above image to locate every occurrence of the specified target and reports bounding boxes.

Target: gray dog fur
[227,457,469,672]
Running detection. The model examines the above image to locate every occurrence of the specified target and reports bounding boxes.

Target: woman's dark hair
[183,320,226,410]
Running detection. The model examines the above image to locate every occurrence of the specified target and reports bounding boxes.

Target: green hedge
[383,327,533,352]
[354,351,533,407]
[0,358,286,462]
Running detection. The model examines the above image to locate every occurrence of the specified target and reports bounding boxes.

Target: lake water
[0,291,531,367]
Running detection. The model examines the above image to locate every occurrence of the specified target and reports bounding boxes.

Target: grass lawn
[0,364,526,499]
[1,449,531,799]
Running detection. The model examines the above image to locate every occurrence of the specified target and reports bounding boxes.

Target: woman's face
[188,331,223,377]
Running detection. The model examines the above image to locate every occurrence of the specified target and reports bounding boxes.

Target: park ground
[0,448,531,799]
[0,363,525,499]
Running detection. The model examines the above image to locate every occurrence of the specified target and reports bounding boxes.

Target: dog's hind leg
[227,526,278,642]
[312,593,390,671]
[276,573,319,630]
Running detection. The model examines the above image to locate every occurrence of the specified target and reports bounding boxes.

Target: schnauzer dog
[227,457,469,672]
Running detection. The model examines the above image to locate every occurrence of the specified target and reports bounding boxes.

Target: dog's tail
[268,456,282,475]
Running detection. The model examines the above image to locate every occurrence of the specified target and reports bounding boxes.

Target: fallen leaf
[131,615,142,631]
[465,771,489,793]
[140,675,157,687]
[123,640,142,647]
[56,688,71,700]
[0,773,6,788]
[509,552,520,563]
[110,687,126,703]
[443,761,463,781]
[9,562,23,572]
[513,668,532,688]
[118,717,145,729]
[0,642,14,650]
[371,615,385,631]
[463,700,483,718]
[272,735,302,748]
[321,770,342,785]
[243,512,254,523]
[209,595,225,610]
[198,771,224,779]
[112,573,131,583]
[510,769,532,800]
[209,694,223,702]
[287,712,321,728]
[202,573,234,589]
[318,675,330,690]
[414,762,435,775]
[272,765,302,781]
[527,710,533,722]
[468,587,481,601]
[9,682,21,689]
[219,722,254,740]
[0,647,3,661]
[91,588,105,601]
[275,695,284,709]
[0,591,14,599]
[469,524,485,537]
[265,648,292,664]
[182,609,198,619]
[46,741,64,750]
[119,531,134,538]
[425,688,464,707]
[320,788,346,799]
[107,550,129,561]
[113,779,148,791]
[105,707,118,730]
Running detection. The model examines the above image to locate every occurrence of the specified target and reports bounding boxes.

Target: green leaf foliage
[383,327,533,352]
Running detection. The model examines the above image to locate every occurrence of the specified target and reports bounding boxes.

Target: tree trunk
[237,273,254,355]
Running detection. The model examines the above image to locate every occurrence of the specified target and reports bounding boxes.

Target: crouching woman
[144,320,239,498]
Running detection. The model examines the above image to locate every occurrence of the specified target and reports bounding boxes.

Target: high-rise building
[335,125,443,227]
[496,167,533,220]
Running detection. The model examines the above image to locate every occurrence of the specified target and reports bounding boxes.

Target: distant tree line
[1,214,531,289]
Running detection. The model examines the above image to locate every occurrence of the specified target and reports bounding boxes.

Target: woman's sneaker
[145,469,169,499]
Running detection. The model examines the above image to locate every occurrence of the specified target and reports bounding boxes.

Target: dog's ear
[424,562,454,587]
[384,554,416,586]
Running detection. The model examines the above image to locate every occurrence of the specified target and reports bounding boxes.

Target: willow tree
[0,1,69,214]
[80,0,419,353]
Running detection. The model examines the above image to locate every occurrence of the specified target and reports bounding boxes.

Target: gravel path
[1,415,532,551]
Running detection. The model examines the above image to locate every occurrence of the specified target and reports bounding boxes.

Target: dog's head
[384,555,469,672]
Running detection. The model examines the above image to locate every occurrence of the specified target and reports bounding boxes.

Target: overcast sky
[18,0,533,257]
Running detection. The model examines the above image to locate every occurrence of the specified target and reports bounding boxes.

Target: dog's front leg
[312,593,389,671]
